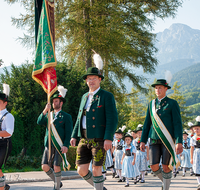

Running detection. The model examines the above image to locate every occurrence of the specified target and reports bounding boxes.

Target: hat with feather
[189,116,200,128]
[51,85,67,103]
[151,70,172,89]
[0,84,10,102]
[82,52,104,80]
[135,124,143,133]
[115,125,126,134]
[183,129,188,135]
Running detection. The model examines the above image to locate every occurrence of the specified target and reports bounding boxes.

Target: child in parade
[133,124,149,183]
[190,116,200,190]
[121,133,139,187]
[181,130,193,177]
[113,126,126,182]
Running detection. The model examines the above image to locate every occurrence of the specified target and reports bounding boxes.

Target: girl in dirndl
[113,127,125,182]
[121,133,139,187]
[190,116,200,190]
[180,130,192,177]
[133,124,149,183]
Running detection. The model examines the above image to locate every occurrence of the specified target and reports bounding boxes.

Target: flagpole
[47,91,51,162]
[46,0,55,162]
[34,0,57,163]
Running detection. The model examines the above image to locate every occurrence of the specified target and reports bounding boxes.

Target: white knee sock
[126,177,129,184]
[116,169,119,176]
[118,170,122,180]
[141,171,145,180]
[182,167,186,174]
[196,177,200,185]
[110,168,115,173]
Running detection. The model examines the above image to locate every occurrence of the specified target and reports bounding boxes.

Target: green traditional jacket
[37,111,73,148]
[141,96,183,144]
[71,88,118,141]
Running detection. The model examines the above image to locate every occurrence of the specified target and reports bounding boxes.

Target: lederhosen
[149,99,172,166]
[149,139,171,165]
[41,113,62,167]
[0,112,12,169]
[76,109,105,166]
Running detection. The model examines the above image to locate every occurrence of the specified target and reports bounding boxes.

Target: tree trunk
[83,0,92,70]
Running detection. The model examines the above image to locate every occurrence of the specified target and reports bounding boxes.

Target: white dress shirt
[82,87,100,129]
[0,108,15,139]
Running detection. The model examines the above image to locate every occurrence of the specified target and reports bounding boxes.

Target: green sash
[150,99,180,170]
[50,112,70,171]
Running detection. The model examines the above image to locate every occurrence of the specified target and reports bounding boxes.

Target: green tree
[116,94,131,129]
[5,0,182,92]
[169,81,192,129]
[145,80,157,103]
[0,62,88,156]
[127,88,146,131]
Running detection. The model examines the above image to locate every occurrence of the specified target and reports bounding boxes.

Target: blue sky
[0,0,200,67]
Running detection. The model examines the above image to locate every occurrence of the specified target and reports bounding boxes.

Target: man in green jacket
[70,67,118,190]
[140,79,183,190]
[37,93,73,190]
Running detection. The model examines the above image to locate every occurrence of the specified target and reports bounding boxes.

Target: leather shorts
[149,139,171,166]
[0,138,12,168]
[41,145,62,167]
[76,133,106,166]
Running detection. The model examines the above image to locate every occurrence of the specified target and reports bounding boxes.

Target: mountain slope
[171,62,200,90]
[155,23,200,64]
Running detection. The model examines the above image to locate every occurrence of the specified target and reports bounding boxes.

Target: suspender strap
[0,112,9,131]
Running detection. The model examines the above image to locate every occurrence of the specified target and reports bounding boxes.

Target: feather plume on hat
[119,125,126,132]
[165,70,173,84]
[188,122,194,127]
[137,124,143,128]
[93,53,103,70]
[57,85,67,98]
[196,116,200,122]
[3,84,10,97]
[127,129,132,135]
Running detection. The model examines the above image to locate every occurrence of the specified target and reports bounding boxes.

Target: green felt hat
[190,121,200,128]
[123,133,133,140]
[0,92,9,102]
[82,67,104,80]
[189,116,200,128]
[183,131,188,135]
[135,124,143,133]
[51,93,66,103]
[151,79,171,89]
[115,128,123,134]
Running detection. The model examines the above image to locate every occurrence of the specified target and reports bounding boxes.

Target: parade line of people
[1,57,200,190]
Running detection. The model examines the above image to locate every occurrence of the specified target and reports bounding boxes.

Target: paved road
[7,171,198,190]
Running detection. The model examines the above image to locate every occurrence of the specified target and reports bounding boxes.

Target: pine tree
[5,0,183,92]
[116,94,131,129]
[127,88,146,131]
[169,81,192,129]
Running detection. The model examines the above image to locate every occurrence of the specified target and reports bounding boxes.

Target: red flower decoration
[58,95,62,97]
[191,134,194,137]
[138,140,140,143]
[197,137,200,142]
[118,140,120,142]
[97,105,103,108]
[126,149,130,151]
